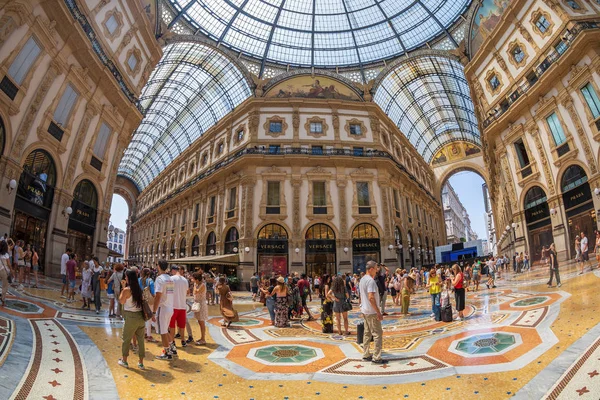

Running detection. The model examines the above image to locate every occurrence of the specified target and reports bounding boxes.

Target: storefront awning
[167,254,239,266]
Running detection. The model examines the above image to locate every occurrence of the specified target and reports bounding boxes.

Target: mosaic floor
[1,263,600,399]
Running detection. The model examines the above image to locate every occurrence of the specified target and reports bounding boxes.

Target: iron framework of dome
[118,42,252,190]
[374,55,480,163]
[164,0,471,75]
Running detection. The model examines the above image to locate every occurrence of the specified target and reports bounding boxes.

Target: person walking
[297,273,315,321]
[153,260,175,360]
[472,261,481,292]
[66,253,77,303]
[60,248,71,298]
[452,264,466,321]
[118,269,146,370]
[217,276,238,328]
[375,264,389,315]
[595,231,600,269]
[547,243,561,288]
[0,240,11,306]
[360,261,386,364]
[319,274,333,333]
[426,267,442,321]
[401,272,416,315]
[581,232,592,273]
[191,272,208,345]
[328,275,350,336]
[261,278,277,325]
[250,272,259,302]
[90,257,103,314]
[107,264,125,318]
[272,276,289,328]
[169,266,189,349]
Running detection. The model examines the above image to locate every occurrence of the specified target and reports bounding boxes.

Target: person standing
[90,257,103,314]
[575,234,583,274]
[426,267,441,321]
[118,269,146,370]
[250,272,259,302]
[319,274,333,333]
[328,275,350,336]
[472,261,481,292]
[581,231,592,273]
[191,272,208,345]
[595,232,600,269]
[547,243,561,288]
[261,278,277,325]
[66,253,77,303]
[375,264,389,315]
[81,258,92,309]
[272,276,289,328]
[452,264,466,321]
[31,246,39,288]
[401,272,416,315]
[169,265,189,349]
[153,260,175,360]
[140,268,156,342]
[0,240,10,306]
[107,264,125,318]
[23,244,32,287]
[297,273,315,321]
[60,248,71,298]
[360,261,386,364]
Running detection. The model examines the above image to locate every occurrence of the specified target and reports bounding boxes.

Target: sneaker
[362,356,373,361]
[138,363,145,370]
[118,359,129,368]
[61,295,67,299]
[430,313,434,318]
[186,337,194,344]
[371,359,388,364]
[96,310,99,314]
[174,333,181,339]
[454,317,463,321]
[557,283,562,287]
[155,352,173,361]
[181,340,187,347]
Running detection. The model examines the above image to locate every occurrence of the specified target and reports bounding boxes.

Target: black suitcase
[442,304,453,322]
[356,321,364,344]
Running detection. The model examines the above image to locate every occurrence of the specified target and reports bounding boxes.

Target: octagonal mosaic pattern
[250,345,320,365]
[5,299,44,314]
[512,296,549,307]
[455,332,517,355]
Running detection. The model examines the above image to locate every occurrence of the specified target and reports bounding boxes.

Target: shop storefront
[305,223,336,277]
[68,180,98,260]
[561,165,596,258]
[524,186,553,261]
[257,224,288,276]
[352,223,380,274]
[12,150,57,271]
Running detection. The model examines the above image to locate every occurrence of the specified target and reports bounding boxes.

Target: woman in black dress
[547,243,561,288]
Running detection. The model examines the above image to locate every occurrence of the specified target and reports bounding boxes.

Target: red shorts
[169,309,187,329]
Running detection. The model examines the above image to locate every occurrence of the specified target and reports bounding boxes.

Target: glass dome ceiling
[166,0,471,69]
[374,56,480,163]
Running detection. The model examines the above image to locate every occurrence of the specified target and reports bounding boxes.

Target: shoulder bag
[342,297,353,312]
[142,278,155,306]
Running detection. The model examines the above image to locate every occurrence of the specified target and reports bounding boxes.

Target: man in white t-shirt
[60,248,71,298]
[359,260,386,364]
[580,232,591,273]
[169,265,190,351]
[153,260,175,360]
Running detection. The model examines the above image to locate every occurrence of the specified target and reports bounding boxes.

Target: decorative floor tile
[321,355,447,376]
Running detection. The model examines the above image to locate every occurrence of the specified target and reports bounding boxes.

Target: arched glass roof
[166,0,470,70]
[374,56,480,163]
[118,42,252,190]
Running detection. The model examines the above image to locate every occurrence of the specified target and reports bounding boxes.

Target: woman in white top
[0,241,11,306]
[81,259,92,310]
[118,269,146,370]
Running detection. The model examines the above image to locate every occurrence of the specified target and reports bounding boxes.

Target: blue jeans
[431,293,441,321]
[266,296,275,322]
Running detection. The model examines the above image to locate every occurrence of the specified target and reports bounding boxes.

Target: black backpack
[442,302,453,322]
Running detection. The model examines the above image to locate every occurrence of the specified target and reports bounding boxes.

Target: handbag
[342,298,353,312]
[141,300,153,321]
[142,279,155,306]
[1,257,12,283]
[191,302,201,312]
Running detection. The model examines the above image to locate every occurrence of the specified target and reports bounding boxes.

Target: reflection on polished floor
[1,263,600,400]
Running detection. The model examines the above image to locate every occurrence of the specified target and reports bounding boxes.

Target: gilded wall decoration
[469,0,511,56]
[264,75,362,101]
[431,141,482,166]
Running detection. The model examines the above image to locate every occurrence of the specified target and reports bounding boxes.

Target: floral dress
[274,292,289,328]
[193,282,208,321]
[321,294,334,333]
[81,268,92,298]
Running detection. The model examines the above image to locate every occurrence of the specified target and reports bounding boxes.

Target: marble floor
[1,263,600,400]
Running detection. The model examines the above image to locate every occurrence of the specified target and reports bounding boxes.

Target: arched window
[170,240,175,258]
[561,165,588,192]
[394,226,402,245]
[305,223,335,240]
[161,241,167,257]
[179,237,186,257]
[18,149,57,208]
[258,224,288,239]
[73,180,98,209]
[191,235,200,256]
[524,186,547,209]
[352,223,379,239]
[206,231,216,255]
[224,227,239,254]
[407,231,413,245]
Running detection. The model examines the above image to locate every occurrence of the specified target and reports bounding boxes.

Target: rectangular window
[193,203,199,222]
[349,124,362,135]
[546,113,567,145]
[268,144,280,154]
[8,37,42,85]
[93,122,112,158]
[353,147,363,156]
[181,209,187,231]
[208,196,216,216]
[406,198,411,216]
[172,214,177,230]
[313,181,327,214]
[237,129,244,141]
[267,181,280,214]
[536,15,550,33]
[312,145,323,155]
[489,74,500,91]
[581,83,600,119]
[310,122,323,134]
[269,121,282,133]
[53,84,78,126]
[357,182,370,214]
[393,189,400,218]
[554,40,567,55]
[105,15,119,35]
[514,139,530,168]
[228,187,237,210]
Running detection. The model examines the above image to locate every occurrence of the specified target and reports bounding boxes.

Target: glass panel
[349,124,362,135]
[209,196,216,216]
[561,165,588,192]
[310,122,322,133]
[357,182,370,206]
[546,113,567,145]
[267,181,280,206]
[53,84,78,126]
[258,223,288,239]
[228,187,236,210]
[106,15,119,34]
[269,121,282,133]
[313,181,326,206]
[93,122,112,158]
[514,139,530,168]
[8,36,41,85]
[581,83,600,119]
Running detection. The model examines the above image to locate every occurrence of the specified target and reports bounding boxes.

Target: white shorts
[156,306,174,335]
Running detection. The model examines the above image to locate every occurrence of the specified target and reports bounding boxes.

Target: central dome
[167,0,471,69]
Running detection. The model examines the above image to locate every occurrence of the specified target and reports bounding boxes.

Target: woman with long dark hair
[118,269,146,370]
[328,275,350,335]
[319,274,333,333]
